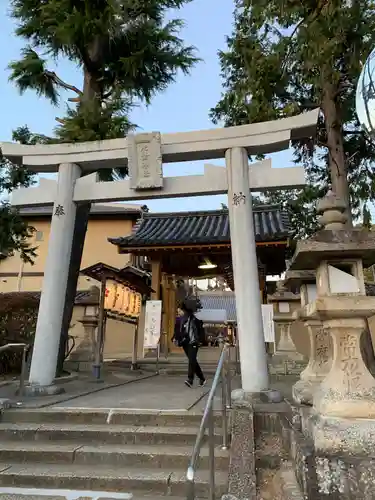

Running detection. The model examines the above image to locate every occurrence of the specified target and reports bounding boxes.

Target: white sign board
[196,308,227,324]
[143,300,162,349]
[262,304,275,343]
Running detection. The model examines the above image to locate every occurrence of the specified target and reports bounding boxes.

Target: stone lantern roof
[267,280,300,302]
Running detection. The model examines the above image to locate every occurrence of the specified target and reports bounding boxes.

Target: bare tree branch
[45,71,82,96]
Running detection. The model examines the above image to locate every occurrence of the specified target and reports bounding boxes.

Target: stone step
[0,423,223,447]
[0,490,187,500]
[256,464,303,500]
[1,409,223,428]
[0,463,228,497]
[256,468,282,500]
[279,463,304,500]
[255,432,287,469]
[0,488,133,500]
[0,441,229,470]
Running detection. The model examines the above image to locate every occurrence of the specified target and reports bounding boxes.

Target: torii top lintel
[1,110,318,173]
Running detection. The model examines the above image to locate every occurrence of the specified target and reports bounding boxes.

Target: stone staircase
[0,408,229,499]
[254,407,303,500]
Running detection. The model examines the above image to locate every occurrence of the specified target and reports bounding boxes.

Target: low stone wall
[264,400,375,500]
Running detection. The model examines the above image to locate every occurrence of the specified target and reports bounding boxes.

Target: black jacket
[173,314,205,346]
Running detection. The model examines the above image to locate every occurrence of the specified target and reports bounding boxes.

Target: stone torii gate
[2,110,318,394]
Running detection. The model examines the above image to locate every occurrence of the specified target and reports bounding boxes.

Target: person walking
[173,301,206,388]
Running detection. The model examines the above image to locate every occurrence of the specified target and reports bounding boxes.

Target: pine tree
[9,0,198,374]
[0,147,36,264]
[211,0,375,237]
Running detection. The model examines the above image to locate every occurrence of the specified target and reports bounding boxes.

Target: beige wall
[0,214,148,365]
[69,305,146,362]
[0,217,134,293]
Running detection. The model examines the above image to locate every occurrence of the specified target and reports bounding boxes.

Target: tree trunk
[322,81,375,374]
[56,203,91,376]
[321,81,352,225]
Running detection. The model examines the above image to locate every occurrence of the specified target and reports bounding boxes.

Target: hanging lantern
[113,283,124,314]
[104,280,117,311]
[128,291,137,317]
[133,293,142,318]
[122,287,131,315]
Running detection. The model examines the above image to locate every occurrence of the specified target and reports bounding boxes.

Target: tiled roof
[19,203,143,218]
[109,207,290,248]
[80,262,153,295]
[198,291,237,322]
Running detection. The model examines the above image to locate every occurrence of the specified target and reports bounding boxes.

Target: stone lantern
[268,280,305,375]
[68,286,100,371]
[288,190,375,454]
[284,269,332,405]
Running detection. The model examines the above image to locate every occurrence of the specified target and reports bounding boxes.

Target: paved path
[0,372,151,410]
[52,375,208,411]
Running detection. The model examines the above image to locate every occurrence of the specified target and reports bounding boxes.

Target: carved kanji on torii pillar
[2,110,318,393]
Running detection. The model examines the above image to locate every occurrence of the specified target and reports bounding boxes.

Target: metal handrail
[0,343,30,397]
[186,341,232,500]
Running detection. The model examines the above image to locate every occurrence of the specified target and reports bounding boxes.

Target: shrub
[0,292,38,375]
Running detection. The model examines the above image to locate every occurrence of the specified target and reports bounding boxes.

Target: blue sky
[0,0,293,213]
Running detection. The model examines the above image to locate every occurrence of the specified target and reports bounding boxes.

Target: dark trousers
[183,343,205,383]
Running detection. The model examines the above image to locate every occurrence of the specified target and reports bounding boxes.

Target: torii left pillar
[28,163,81,390]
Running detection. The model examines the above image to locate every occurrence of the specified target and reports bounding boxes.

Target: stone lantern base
[310,299,375,419]
[310,411,375,455]
[292,319,332,406]
[270,319,306,376]
[299,295,375,460]
[290,407,375,499]
[67,316,98,372]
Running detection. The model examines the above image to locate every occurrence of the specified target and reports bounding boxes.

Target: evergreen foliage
[9,0,199,174]
[8,0,199,374]
[0,145,36,263]
[211,0,375,237]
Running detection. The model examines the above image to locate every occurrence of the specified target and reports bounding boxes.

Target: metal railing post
[235,338,240,375]
[185,343,230,499]
[186,466,195,500]
[221,356,229,451]
[208,405,215,500]
[225,347,232,410]
[19,345,28,397]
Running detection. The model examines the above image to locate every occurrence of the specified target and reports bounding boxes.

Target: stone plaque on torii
[1,110,318,393]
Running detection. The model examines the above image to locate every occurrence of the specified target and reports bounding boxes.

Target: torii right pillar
[226,147,269,393]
